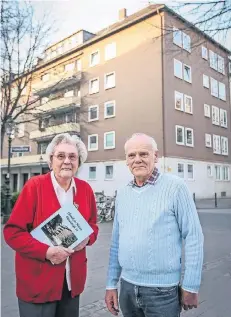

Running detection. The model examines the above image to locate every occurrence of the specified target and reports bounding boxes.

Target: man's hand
[181,289,198,310]
[74,237,89,251]
[105,289,119,316]
[46,246,74,265]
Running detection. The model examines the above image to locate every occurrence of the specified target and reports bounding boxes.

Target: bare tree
[0,0,54,157]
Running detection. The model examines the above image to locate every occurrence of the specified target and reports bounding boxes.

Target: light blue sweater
[106,173,204,293]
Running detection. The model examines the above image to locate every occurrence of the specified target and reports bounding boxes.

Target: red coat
[3,173,99,303]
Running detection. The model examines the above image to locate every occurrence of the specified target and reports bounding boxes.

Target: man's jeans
[119,278,181,317]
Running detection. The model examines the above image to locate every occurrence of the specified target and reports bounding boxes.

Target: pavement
[1,208,231,317]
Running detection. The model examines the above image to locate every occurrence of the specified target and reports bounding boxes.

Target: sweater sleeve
[3,178,49,261]
[86,185,99,246]
[106,198,122,289]
[174,181,204,293]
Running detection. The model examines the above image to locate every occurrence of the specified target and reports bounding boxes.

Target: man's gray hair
[124,133,158,153]
[46,133,87,167]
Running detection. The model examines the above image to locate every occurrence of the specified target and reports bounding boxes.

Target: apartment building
[1,4,230,198]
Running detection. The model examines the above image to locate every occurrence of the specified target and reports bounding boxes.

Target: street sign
[11,145,31,153]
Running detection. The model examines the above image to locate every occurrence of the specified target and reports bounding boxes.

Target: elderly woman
[3,133,99,317]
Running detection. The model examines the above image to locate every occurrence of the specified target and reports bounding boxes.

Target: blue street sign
[11,146,31,153]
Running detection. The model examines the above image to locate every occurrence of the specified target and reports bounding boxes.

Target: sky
[29,0,230,51]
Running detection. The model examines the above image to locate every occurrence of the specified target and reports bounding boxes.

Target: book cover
[31,202,93,249]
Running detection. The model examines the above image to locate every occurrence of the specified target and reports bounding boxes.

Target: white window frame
[76,59,82,71]
[187,164,194,180]
[213,134,221,154]
[205,133,212,148]
[104,72,116,90]
[185,128,194,147]
[182,33,191,52]
[218,82,226,101]
[89,77,99,94]
[204,104,211,118]
[212,106,220,125]
[184,94,193,114]
[217,55,225,74]
[183,64,192,83]
[88,134,98,151]
[104,100,116,118]
[90,50,100,67]
[174,91,184,111]
[203,74,209,88]
[215,165,222,181]
[175,125,184,145]
[177,163,184,178]
[104,131,115,150]
[222,166,230,181]
[202,46,208,60]
[209,50,218,70]
[207,164,213,177]
[220,109,227,128]
[173,27,182,47]
[88,165,97,180]
[105,164,114,180]
[105,42,116,61]
[210,77,218,97]
[221,136,228,155]
[88,105,99,122]
[174,59,183,79]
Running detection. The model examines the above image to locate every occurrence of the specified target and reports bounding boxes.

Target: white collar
[51,171,76,194]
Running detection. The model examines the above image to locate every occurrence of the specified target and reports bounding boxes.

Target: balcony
[30,122,80,140]
[36,96,81,114]
[32,71,82,96]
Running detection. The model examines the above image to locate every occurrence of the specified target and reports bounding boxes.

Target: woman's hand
[74,237,89,251]
[46,246,74,264]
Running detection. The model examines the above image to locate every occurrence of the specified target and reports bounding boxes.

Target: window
[174,59,182,79]
[88,134,98,151]
[105,72,115,89]
[105,42,116,60]
[185,128,194,147]
[207,165,213,177]
[212,106,219,125]
[104,131,115,149]
[209,50,218,70]
[205,134,212,148]
[38,142,49,154]
[173,27,182,47]
[42,74,49,82]
[65,63,75,72]
[187,164,194,180]
[218,82,226,101]
[104,100,115,118]
[204,104,210,118]
[17,123,25,138]
[23,173,29,185]
[76,59,81,71]
[210,78,218,97]
[89,166,96,180]
[175,125,184,145]
[203,74,209,88]
[90,51,100,67]
[221,136,228,155]
[217,55,225,74]
[175,91,184,111]
[184,95,193,114]
[88,105,99,122]
[89,78,99,94]
[105,165,114,180]
[182,33,191,52]
[220,109,227,128]
[215,165,221,180]
[183,64,192,83]
[12,174,18,192]
[222,166,230,181]
[202,46,208,60]
[213,134,221,154]
[64,90,74,98]
[177,163,184,178]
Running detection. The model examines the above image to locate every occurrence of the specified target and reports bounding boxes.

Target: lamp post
[4,115,15,223]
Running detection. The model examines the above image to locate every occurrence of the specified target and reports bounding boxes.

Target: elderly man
[105,133,204,317]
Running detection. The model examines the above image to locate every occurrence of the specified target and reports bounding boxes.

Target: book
[31,202,93,249]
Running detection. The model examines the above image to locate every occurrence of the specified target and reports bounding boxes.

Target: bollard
[214,193,217,208]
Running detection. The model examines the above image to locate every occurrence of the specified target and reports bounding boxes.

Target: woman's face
[50,143,79,181]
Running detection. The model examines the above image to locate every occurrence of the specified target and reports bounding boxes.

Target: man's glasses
[53,153,78,162]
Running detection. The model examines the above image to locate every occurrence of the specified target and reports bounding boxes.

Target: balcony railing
[29,122,80,140]
[35,96,81,114]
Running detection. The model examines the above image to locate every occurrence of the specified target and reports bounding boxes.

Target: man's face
[126,138,157,179]
[50,143,79,180]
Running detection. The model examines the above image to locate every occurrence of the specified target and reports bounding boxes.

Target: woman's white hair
[124,133,158,153]
[46,133,87,168]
